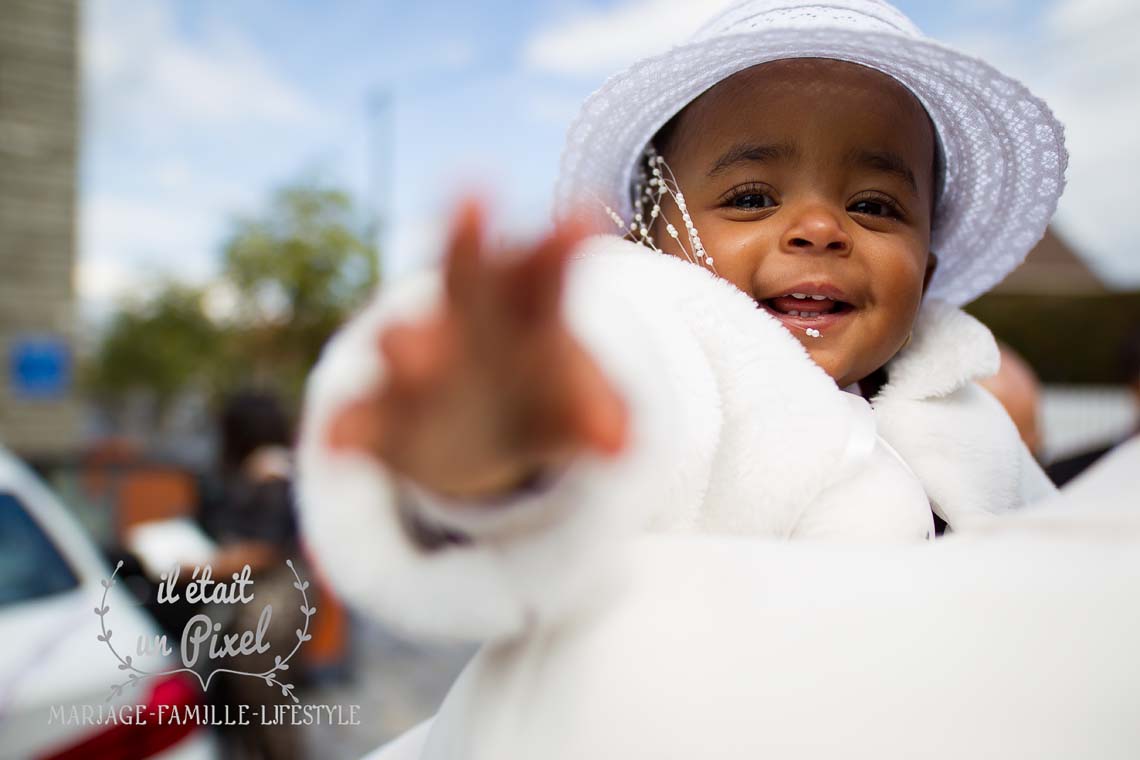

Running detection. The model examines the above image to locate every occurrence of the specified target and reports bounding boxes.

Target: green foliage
[86,285,221,408]
[219,185,380,402]
[222,185,378,327]
[86,183,379,417]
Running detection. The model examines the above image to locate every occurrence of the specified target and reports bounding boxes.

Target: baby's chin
[797,340,869,391]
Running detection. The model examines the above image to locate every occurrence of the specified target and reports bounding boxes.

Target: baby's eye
[848,198,898,218]
[723,184,778,210]
[733,193,777,210]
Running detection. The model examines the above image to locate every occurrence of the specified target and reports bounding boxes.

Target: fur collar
[876,298,999,403]
[868,298,1047,529]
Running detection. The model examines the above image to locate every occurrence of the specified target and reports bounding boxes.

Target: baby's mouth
[763,293,854,319]
[760,292,856,335]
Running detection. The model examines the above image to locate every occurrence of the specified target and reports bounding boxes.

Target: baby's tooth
[788,310,800,317]
[811,295,827,300]
[791,293,807,299]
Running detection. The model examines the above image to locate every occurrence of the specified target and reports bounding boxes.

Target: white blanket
[370,439,1140,759]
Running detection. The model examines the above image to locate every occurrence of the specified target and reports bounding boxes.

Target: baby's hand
[327,199,629,501]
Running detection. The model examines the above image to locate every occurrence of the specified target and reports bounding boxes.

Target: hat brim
[555,27,1067,306]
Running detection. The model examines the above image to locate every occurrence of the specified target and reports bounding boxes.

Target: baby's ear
[922,251,939,294]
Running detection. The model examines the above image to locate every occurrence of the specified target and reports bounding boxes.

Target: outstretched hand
[327,199,628,501]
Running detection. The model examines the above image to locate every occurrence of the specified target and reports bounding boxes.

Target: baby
[296,0,1063,647]
[649,58,936,394]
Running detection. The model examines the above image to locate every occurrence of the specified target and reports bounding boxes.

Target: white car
[0,448,218,760]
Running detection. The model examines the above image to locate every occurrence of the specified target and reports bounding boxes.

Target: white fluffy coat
[296,236,1054,644]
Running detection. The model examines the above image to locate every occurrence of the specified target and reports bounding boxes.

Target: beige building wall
[0,0,80,457]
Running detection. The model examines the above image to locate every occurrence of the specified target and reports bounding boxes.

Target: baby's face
[654,59,937,389]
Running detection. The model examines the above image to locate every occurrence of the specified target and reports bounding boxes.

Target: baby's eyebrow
[846,148,918,195]
[707,142,797,177]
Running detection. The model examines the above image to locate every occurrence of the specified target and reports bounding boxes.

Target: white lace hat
[554,0,1067,306]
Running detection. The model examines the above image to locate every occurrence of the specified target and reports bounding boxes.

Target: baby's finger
[327,394,386,455]
[563,344,629,456]
[378,320,451,391]
[501,219,591,323]
[444,198,486,310]
[519,333,626,460]
[576,377,629,456]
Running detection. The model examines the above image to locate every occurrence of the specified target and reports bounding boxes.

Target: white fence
[1040,385,1137,463]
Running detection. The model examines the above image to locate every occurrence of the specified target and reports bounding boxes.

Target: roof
[991,227,1107,295]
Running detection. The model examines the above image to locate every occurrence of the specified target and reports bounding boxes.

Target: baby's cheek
[872,283,925,358]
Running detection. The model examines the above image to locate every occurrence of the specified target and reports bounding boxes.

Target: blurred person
[200,389,298,569]
[295,0,1072,754]
[978,342,1044,457]
[198,389,309,760]
[1047,325,1140,486]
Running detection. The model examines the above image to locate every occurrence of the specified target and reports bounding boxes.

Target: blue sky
[80,0,1139,319]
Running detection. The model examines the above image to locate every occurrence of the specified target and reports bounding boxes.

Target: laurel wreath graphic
[96,559,315,703]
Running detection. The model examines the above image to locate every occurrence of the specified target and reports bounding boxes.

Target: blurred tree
[220,184,380,402]
[86,183,379,427]
[87,284,221,410]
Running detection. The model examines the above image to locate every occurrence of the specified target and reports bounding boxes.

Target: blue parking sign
[9,337,71,399]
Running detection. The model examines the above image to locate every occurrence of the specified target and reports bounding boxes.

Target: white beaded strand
[593,144,717,275]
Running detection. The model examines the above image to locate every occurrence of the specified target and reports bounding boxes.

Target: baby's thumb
[327,395,386,458]
[566,351,628,456]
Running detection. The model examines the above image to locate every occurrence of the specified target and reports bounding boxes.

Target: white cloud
[78,0,333,318]
[83,0,324,133]
[77,184,253,315]
[951,0,1140,286]
[523,0,734,77]
[77,256,141,310]
[1045,0,1135,35]
[80,194,212,280]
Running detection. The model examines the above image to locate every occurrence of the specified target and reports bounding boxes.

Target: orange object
[116,468,197,540]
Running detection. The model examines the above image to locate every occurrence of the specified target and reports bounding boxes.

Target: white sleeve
[1016,439,1059,506]
[363,719,433,760]
[294,237,723,642]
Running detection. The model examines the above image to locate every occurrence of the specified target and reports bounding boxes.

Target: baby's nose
[780,205,852,254]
